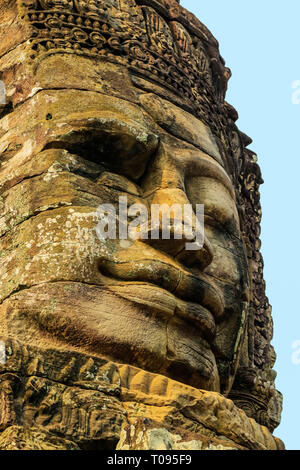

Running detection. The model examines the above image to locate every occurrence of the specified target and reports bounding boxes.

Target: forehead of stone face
[0,0,237,181]
[0,0,226,110]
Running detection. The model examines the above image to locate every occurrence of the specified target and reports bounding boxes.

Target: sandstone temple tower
[0,0,283,450]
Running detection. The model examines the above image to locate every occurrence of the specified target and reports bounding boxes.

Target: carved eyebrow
[139,94,223,167]
[181,151,236,199]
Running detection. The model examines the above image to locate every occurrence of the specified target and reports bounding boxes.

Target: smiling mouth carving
[98,257,224,341]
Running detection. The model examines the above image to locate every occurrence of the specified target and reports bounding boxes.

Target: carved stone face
[0,54,250,393]
[0,0,282,435]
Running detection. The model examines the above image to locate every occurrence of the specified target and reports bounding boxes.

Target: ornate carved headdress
[21,0,232,133]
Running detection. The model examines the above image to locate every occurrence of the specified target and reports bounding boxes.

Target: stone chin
[11,280,221,392]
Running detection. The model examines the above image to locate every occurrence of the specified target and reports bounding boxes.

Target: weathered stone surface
[0,426,81,450]
[0,0,283,449]
[0,339,284,450]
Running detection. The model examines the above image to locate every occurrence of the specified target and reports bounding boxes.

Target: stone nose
[140,187,214,271]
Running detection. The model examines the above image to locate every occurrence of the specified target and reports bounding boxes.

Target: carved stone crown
[20,0,233,136]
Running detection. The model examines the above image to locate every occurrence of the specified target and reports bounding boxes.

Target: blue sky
[182,0,300,450]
